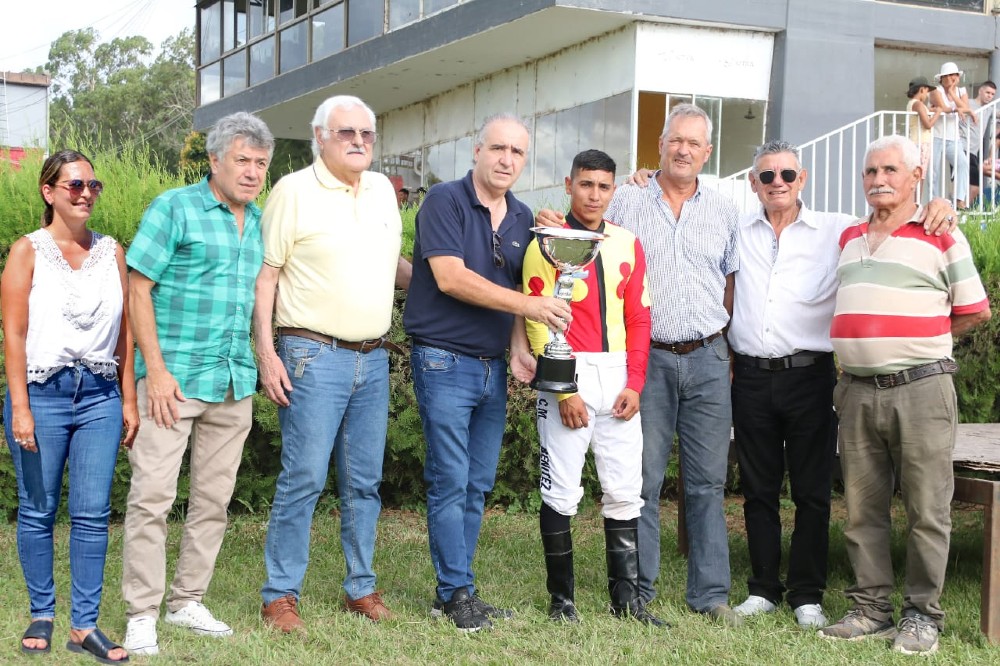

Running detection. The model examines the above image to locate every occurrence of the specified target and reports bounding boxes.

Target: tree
[45,28,195,173]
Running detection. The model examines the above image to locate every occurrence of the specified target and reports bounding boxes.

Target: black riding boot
[605,517,669,628]
[541,502,579,622]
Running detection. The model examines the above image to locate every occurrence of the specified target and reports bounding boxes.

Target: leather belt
[277,327,404,354]
[849,360,958,389]
[735,351,832,371]
[651,332,722,355]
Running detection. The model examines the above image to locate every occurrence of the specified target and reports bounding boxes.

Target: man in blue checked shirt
[120,112,275,657]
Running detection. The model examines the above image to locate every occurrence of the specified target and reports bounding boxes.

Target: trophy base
[530,355,578,394]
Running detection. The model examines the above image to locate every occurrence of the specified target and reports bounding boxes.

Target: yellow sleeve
[521,239,556,357]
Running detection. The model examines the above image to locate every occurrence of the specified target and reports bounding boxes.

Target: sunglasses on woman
[756,169,799,185]
[58,179,105,196]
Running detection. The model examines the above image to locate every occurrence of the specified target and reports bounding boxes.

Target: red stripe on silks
[953,298,991,315]
[839,224,865,249]
[831,313,952,338]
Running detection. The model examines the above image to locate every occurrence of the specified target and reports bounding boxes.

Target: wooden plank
[954,476,999,506]
[979,480,1000,644]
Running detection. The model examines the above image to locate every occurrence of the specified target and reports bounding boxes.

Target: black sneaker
[432,592,513,620]
[441,587,492,633]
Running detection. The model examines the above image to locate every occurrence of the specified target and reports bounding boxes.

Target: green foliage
[45,28,196,173]
[179,131,209,183]
[953,219,1000,423]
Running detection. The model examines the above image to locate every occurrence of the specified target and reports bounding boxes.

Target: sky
[1,0,195,74]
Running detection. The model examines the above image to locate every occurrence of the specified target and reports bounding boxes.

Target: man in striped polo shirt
[819,135,991,655]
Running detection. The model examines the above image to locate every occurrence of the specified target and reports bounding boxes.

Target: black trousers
[731,353,837,608]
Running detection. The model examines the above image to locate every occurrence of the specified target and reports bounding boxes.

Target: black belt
[277,327,403,354]
[848,360,958,389]
[735,351,832,371]
[651,332,722,355]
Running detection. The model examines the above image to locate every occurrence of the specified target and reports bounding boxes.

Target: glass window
[279,21,308,73]
[200,62,222,104]
[555,106,580,182]
[424,0,459,15]
[250,36,276,85]
[455,135,473,177]
[278,0,307,24]
[604,92,631,175]
[201,1,222,63]
[223,51,247,96]
[235,0,249,46]
[389,0,419,29]
[425,140,456,185]
[877,0,984,10]
[347,0,384,46]
[312,3,345,61]
[250,0,275,37]
[224,1,235,51]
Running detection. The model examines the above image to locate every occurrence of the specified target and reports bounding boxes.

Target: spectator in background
[930,61,974,208]
[967,81,997,205]
[905,76,940,197]
[397,186,410,209]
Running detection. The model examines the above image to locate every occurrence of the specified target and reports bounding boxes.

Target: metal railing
[715,97,1000,219]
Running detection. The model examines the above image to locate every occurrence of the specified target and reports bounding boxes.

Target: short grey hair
[475,113,531,148]
[311,95,377,158]
[752,140,801,171]
[662,103,713,143]
[206,112,275,162]
[864,135,920,172]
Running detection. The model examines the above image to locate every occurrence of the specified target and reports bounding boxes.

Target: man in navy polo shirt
[404,113,570,632]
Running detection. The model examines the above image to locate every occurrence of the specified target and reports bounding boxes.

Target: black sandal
[21,619,53,655]
[65,628,129,664]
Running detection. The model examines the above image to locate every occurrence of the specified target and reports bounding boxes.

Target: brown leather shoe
[344,591,395,622]
[262,595,304,633]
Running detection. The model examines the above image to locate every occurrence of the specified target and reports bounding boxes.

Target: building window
[223,51,247,96]
[201,2,222,63]
[877,0,985,11]
[347,0,385,46]
[389,0,420,29]
[313,3,345,60]
[250,36,276,85]
[279,20,308,73]
[424,0,459,15]
[249,0,276,38]
[200,62,222,104]
[278,0,308,24]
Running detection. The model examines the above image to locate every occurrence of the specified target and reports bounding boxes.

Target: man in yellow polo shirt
[252,95,411,633]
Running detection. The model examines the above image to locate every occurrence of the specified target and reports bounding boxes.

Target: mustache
[867,187,895,196]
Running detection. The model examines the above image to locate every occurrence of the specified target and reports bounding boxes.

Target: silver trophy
[529,226,607,394]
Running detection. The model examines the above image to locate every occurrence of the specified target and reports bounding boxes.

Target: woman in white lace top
[1,150,137,663]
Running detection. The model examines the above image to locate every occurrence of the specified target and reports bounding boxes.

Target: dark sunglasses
[492,231,505,268]
[756,169,799,185]
[327,127,377,144]
[58,179,104,196]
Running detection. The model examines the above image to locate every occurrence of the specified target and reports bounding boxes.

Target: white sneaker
[734,595,777,616]
[124,615,159,656]
[164,601,233,637]
[794,603,828,628]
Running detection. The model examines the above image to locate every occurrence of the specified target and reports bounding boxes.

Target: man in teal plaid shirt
[120,112,274,657]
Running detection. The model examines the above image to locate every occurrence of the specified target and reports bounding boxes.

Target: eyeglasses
[58,179,104,196]
[756,169,799,185]
[326,127,377,144]
[492,231,505,268]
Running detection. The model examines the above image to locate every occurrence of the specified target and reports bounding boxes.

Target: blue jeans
[4,365,122,630]
[261,336,389,603]
[412,345,507,602]
[638,337,732,611]
[931,137,969,203]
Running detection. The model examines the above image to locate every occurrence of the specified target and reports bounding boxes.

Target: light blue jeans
[411,345,507,603]
[637,336,733,611]
[4,365,122,630]
[931,137,969,204]
[261,335,389,603]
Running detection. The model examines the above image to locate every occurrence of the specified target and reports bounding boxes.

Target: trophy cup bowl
[529,226,607,394]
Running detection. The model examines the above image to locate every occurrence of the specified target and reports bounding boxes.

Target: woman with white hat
[930,61,975,208]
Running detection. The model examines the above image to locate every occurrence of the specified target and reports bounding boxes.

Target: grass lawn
[0,496,996,665]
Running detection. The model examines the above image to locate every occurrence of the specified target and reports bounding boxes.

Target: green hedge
[2,147,999,519]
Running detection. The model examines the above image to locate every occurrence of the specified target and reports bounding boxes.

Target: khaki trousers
[834,372,956,628]
[121,379,252,618]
